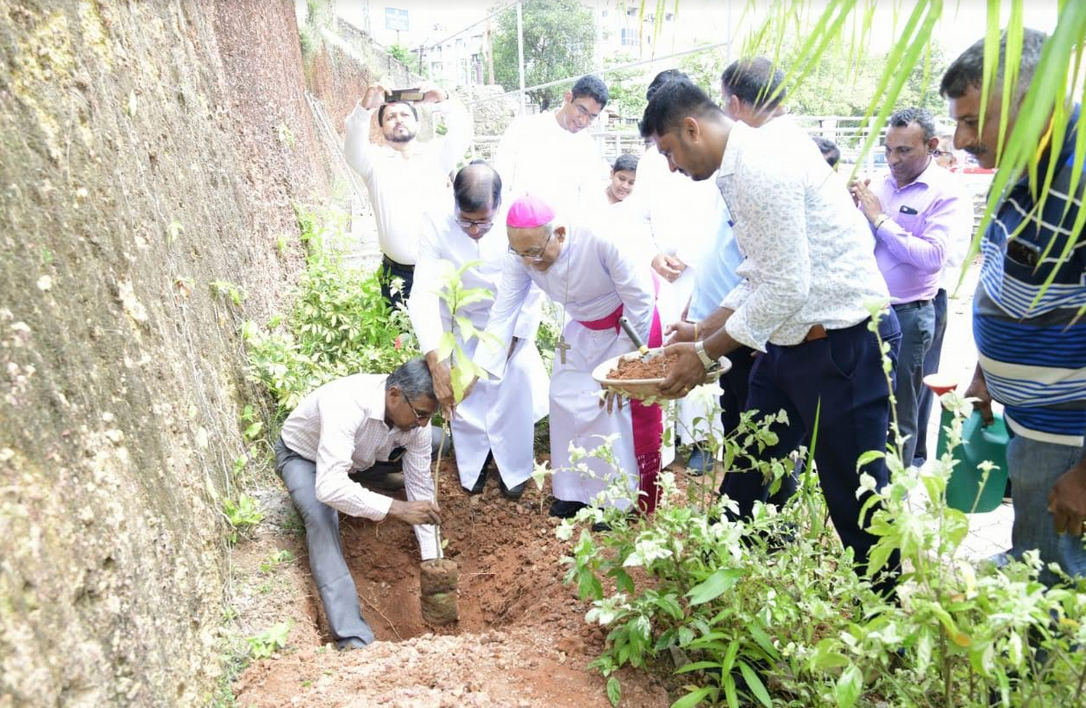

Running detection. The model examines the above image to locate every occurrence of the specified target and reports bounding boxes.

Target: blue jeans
[891,300,935,466]
[914,289,948,463]
[1006,433,1086,587]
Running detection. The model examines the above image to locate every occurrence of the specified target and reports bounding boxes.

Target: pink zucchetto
[506,195,556,228]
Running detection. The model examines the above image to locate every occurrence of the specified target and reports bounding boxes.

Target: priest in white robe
[476,195,663,518]
[408,164,549,499]
[494,75,611,217]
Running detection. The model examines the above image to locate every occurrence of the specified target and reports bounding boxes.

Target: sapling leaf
[606,676,621,707]
[834,663,863,708]
[436,332,456,362]
[686,568,743,605]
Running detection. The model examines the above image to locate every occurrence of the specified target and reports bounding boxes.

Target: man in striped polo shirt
[943,29,1086,585]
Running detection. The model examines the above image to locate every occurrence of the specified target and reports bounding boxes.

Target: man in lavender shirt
[850,107,972,465]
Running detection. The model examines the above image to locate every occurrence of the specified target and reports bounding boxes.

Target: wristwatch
[694,340,716,371]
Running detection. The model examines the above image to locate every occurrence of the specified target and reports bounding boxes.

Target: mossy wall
[0,0,329,704]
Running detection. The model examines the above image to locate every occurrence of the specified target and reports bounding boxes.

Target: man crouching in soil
[274,358,442,649]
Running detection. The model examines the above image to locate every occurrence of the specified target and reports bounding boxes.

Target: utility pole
[516,0,526,115]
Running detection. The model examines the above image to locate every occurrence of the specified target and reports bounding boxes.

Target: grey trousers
[274,438,374,648]
[891,300,935,466]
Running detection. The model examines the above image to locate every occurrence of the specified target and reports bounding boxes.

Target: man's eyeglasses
[404,395,433,423]
[573,102,600,120]
[508,230,553,262]
[455,214,494,233]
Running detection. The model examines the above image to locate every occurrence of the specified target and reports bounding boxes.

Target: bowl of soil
[591,347,732,401]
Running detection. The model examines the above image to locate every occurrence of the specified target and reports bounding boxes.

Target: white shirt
[408,207,544,354]
[479,218,656,377]
[495,110,609,217]
[280,374,438,560]
[718,118,890,350]
[344,100,472,265]
[623,146,725,269]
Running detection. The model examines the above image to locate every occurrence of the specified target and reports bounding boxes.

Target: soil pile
[232,459,675,707]
[608,353,680,380]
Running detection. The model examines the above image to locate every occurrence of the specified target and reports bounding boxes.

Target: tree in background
[678,40,948,119]
[491,0,595,110]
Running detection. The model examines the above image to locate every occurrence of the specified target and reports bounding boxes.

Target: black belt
[892,299,932,311]
[382,255,415,272]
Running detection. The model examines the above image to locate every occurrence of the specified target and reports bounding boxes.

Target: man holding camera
[344,80,472,308]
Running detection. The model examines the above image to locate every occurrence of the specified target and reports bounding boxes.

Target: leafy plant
[246,620,293,659]
[259,549,295,573]
[431,259,496,401]
[245,202,418,418]
[223,494,264,543]
[210,280,247,308]
[562,321,1086,707]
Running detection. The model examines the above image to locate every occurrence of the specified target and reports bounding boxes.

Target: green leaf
[670,686,716,708]
[686,568,743,605]
[737,661,772,708]
[606,676,621,707]
[674,660,723,674]
[747,624,780,661]
[834,663,863,708]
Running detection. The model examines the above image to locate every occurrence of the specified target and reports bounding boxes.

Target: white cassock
[479,219,656,510]
[624,146,726,444]
[408,209,549,489]
[494,110,610,219]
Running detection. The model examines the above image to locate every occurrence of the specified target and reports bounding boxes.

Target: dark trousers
[721,345,757,436]
[913,288,948,463]
[379,255,415,310]
[274,438,375,648]
[720,315,902,587]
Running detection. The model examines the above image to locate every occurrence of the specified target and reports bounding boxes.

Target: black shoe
[462,466,487,495]
[549,499,588,518]
[499,477,527,500]
[591,521,611,532]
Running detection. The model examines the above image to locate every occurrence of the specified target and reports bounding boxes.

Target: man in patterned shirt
[944,29,1086,585]
[639,78,902,589]
[274,359,442,649]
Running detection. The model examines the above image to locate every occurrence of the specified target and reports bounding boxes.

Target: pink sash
[577,278,664,513]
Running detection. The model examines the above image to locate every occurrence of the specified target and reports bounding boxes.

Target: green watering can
[924,373,1010,514]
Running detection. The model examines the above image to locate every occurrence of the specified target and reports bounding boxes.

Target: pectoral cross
[555,335,571,365]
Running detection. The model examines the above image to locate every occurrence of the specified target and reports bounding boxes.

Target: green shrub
[562,381,1086,707]
[245,202,417,418]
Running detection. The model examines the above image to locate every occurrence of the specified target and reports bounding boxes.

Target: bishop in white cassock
[476,195,663,518]
[408,164,549,497]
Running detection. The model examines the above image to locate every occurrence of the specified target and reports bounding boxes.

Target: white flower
[555,520,575,542]
[36,275,52,291]
[855,472,878,498]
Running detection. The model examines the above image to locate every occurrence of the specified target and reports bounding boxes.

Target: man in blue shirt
[943,29,1086,585]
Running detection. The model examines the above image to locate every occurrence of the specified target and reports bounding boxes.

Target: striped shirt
[973,105,1086,446]
[280,374,438,559]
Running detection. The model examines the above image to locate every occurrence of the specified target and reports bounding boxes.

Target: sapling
[418,259,497,625]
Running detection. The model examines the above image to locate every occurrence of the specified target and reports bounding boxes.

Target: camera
[386,88,425,103]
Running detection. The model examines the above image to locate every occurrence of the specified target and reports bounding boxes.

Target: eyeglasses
[404,395,433,423]
[455,215,494,233]
[573,102,600,120]
[508,230,553,262]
